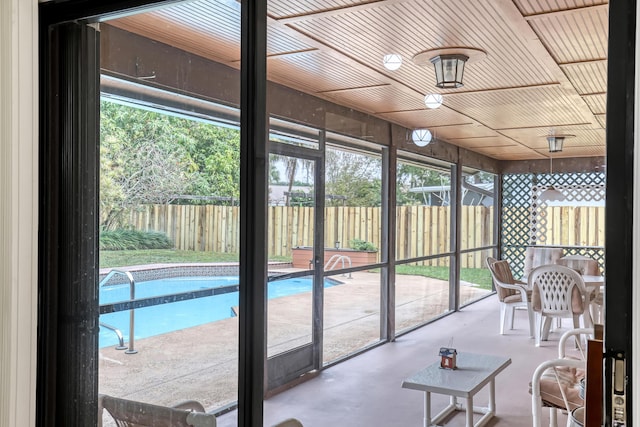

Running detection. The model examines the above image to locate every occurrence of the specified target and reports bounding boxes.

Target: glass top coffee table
[402,353,511,427]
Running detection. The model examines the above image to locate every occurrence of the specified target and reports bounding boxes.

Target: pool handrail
[99,321,127,350]
[99,269,137,354]
[324,254,352,278]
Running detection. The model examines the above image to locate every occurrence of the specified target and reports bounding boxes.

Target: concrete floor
[218,297,576,427]
[99,271,579,426]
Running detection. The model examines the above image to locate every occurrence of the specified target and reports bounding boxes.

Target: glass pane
[266,274,313,357]
[268,153,316,209]
[396,158,452,260]
[460,169,496,250]
[98,0,241,418]
[395,258,450,332]
[459,248,495,307]
[269,152,315,268]
[267,153,315,356]
[323,271,381,365]
[324,145,382,266]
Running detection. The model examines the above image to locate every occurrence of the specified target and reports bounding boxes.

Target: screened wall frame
[395,152,455,262]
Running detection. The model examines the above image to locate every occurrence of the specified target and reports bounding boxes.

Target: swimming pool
[99,276,334,348]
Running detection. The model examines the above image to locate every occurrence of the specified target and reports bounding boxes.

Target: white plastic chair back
[530,264,587,318]
[523,247,564,277]
[529,265,591,346]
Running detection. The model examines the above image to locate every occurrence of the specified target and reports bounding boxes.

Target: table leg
[424,391,431,427]
[465,396,473,427]
[489,378,496,414]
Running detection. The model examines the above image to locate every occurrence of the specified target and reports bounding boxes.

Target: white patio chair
[528,265,591,347]
[556,254,604,324]
[531,328,593,427]
[98,394,304,427]
[98,394,217,427]
[486,257,535,337]
[523,247,564,278]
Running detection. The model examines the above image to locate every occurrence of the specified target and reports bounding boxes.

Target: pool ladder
[99,321,127,350]
[99,269,138,354]
[324,254,352,278]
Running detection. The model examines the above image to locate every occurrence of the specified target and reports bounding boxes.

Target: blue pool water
[99,276,332,348]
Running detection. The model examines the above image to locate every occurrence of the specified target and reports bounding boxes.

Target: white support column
[0,0,39,426]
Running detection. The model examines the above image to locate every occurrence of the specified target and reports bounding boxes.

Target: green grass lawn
[100,249,493,289]
[395,264,493,289]
[99,249,237,268]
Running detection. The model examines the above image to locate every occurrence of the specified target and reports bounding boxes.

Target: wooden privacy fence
[125,204,605,269]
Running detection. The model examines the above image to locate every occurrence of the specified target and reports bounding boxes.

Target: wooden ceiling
[108,0,608,161]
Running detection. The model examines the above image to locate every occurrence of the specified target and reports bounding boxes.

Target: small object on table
[439,347,457,370]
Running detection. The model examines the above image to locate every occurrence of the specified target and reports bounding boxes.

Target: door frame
[266,131,326,392]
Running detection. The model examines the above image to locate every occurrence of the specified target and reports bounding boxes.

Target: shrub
[349,239,377,251]
[100,229,173,251]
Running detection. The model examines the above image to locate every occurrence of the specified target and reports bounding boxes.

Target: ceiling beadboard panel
[267,50,385,93]
[528,7,608,64]
[109,13,241,64]
[105,0,610,161]
[267,23,318,56]
[472,145,547,160]
[582,93,607,115]
[267,0,379,20]
[378,109,474,129]
[430,124,501,140]
[322,84,426,114]
[561,61,607,94]
[286,0,559,94]
[153,0,241,51]
[558,144,606,157]
[500,126,606,150]
[444,86,594,130]
[514,0,608,16]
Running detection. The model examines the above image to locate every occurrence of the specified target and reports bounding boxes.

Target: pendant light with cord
[539,135,572,202]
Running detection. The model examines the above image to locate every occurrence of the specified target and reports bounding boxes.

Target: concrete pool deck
[98,269,491,418]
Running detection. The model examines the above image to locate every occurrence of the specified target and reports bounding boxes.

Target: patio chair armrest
[172,400,206,412]
[186,411,217,427]
[498,281,530,302]
[498,281,528,292]
[558,327,594,358]
[531,358,585,427]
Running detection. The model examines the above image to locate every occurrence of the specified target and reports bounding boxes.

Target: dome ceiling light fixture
[382,53,403,71]
[411,129,433,147]
[413,47,487,89]
[424,93,443,109]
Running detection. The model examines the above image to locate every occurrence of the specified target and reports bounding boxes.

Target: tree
[269,153,314,206]
[396,163,451,205]
[324,148,382,207]
[100,100,240,229]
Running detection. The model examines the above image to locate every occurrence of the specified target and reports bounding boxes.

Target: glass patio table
[402,353,511,427]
